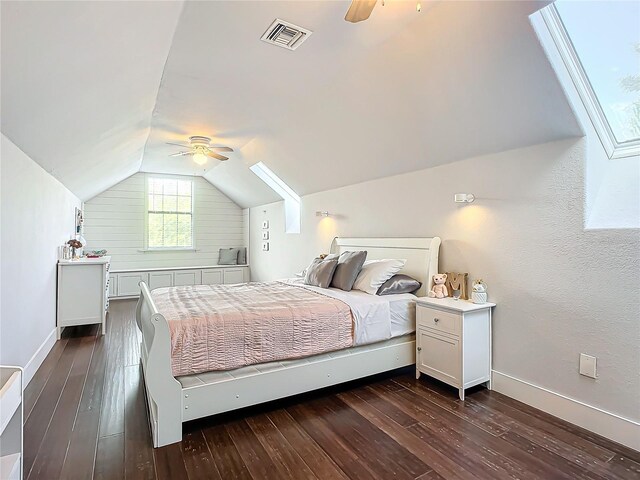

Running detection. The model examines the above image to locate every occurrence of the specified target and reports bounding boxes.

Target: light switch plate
[579,353,597,379]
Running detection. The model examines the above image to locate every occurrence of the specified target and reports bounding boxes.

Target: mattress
[153,280,417,377]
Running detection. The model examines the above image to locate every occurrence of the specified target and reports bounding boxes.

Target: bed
[136,236,440,447]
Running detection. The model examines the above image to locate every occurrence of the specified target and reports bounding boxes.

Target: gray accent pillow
[304,257,339,288]
[376,274,422,296]
[237,247,247,265]
[330,251,367,291]
[219,248,239,265]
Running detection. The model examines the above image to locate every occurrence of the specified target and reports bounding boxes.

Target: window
[542,1,640,158]
[250,162,301,233]
[147,177,193,249]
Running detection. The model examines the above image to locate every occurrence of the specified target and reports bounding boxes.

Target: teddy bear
[428,273,448,298]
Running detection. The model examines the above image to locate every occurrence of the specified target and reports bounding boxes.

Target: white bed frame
[136,236,440,447]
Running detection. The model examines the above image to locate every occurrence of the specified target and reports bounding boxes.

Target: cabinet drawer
[149,272,173,290]
[223,268,244,285]
[174,270,201,286]
[202,269,223,285]
[117,273,148,296]
[417,305,460,336]
[417,328,460,387]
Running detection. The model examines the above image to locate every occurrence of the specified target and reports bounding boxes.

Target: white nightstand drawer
[417,305,460,336]
[417,329,460,387]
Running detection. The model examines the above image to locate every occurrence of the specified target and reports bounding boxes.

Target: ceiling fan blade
[209,146,233,152]
[345,0,377,23]
[169,151,192,157]
[207,151,228,161]
[166,142,191,148]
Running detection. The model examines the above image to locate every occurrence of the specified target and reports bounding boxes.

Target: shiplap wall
[83,173,246,271]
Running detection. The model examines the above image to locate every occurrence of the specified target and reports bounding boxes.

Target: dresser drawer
[417,305,460,336]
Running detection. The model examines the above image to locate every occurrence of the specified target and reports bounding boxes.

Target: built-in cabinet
[0,366,22,480]
[109,265,249,298]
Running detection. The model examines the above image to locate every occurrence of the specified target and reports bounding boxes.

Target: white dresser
[57,256,110,338]
[415,297,495,400]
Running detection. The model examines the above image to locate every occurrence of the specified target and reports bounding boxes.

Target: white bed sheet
[281,279,416,346]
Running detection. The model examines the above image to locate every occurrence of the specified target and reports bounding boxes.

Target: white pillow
[353,259,406,295]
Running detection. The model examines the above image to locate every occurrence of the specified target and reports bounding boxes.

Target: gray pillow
[219,248,239,265]
[237,247,247,265]
[330,251,367,291]
[304,257,339,288]
[376,274,422,296]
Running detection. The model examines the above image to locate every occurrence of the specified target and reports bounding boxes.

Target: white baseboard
[492,370,640,452]
[23,328,57,387]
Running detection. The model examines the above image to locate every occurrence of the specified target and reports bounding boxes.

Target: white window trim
[541,5,640,159]
[250,162,301,234]
[144,173,196,251]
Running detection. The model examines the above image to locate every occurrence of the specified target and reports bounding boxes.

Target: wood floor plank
[266,409,349,480]
[59,409,101,480]
[336,390,477,480]
[94,433,125,480]
[123,364,155,480]
[317,395,431,480]
[23,337,69,420]
[246,413,318,480]
[476,389,640,464]
[28,335,96,480]
[99,307,126,437]
[287,402,379,480]
[23,337,80,477]
[225,419,282,480]
[153,443,189,480]
[392,376,509,436]
[181,430,222,480]
[372,383,589,480]
[202,422,252,480]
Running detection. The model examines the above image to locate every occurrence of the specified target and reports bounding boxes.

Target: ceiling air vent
[260,18,312,51]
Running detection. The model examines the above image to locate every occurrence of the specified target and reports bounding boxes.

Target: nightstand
[415,297,495,400]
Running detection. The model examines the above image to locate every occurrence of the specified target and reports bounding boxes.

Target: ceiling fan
[345,0,421,23]
[166,136,233,165]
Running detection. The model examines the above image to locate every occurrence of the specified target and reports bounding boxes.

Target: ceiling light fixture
[192,150,208,165]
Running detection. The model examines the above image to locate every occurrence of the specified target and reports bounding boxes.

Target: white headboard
[330,237,441,297]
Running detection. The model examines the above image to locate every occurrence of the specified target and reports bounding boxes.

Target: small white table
[415,297,495,400]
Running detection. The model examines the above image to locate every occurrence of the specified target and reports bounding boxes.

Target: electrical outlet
[579,354,597,379]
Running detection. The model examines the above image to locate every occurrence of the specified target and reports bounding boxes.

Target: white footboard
[135,282,183,447]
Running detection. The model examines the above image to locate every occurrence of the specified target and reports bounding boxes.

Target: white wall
[249,138,640,427]
[0,134,81,383]
[83,173,245,271]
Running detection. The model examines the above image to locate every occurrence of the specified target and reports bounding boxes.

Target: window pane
[163,195,177,212]
[148,213,164,248]
[177,214,192,247]
[163,179,178,196]
[177,196,191,213]
[178,180,191,196]
[555,1,640,143]
[163,214,178,246]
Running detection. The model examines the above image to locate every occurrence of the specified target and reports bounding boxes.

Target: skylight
[545,1,640,157]
[250,162,301,233]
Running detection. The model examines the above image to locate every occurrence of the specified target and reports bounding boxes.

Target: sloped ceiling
[1,0,581,207]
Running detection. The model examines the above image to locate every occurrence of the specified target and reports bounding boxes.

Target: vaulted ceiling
[1,0,581,207]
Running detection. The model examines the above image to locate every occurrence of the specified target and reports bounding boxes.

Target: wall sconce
[454,193,475,204]
[316,211,331,217]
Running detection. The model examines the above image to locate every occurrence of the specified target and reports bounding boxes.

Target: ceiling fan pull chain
[417,2,421,12]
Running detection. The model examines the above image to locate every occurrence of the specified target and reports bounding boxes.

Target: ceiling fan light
[193,152,207,165]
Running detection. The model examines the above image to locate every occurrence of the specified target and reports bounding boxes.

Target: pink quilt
[151,282,354,376]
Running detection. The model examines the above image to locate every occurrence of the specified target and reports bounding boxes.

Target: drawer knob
[417,347,422,352]
[434,318,440,323]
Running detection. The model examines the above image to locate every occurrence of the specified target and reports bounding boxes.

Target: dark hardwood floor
[24,300,639,479]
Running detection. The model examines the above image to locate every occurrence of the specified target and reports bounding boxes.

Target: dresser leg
[101,321,106,336]
[415,369,421,380]
[56,327,62,340]
[458,388,465,401]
